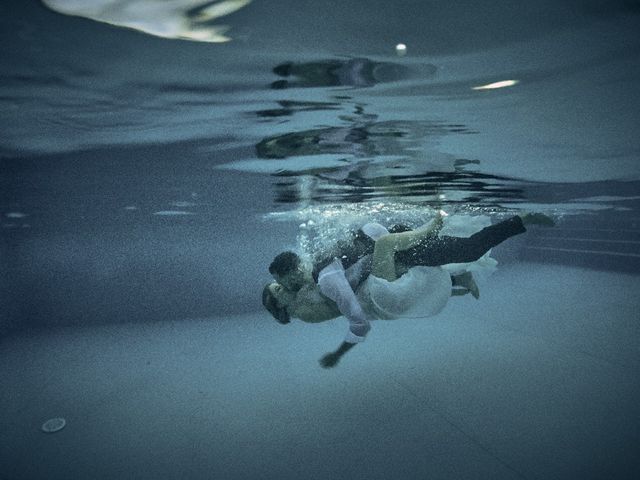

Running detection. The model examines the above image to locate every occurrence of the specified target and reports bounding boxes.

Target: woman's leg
[371,235,399,281]
[371,214,445,281]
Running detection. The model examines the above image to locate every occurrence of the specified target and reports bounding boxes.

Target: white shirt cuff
[361,222,389,240]
[317,258,344,283]
[344,329,366,344]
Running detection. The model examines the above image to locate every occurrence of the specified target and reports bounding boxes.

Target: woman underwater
[262,212,553,367]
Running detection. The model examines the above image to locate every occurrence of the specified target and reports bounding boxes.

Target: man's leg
[451,272,480,299]
[395,216,527,267]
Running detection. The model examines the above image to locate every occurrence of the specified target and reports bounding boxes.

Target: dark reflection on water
[269,57,426,89]
[256,100,342,118]
[272,170,528,206]
[249,59,640,221]
[252,68,492,206]
[271,166,640,209]
[256,120,477,160]
[1,73,69,87]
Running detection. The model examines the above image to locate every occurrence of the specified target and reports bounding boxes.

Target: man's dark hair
[261,283,291,324]
[269,251,300,276]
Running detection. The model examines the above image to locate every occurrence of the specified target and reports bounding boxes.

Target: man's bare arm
[319,342,357,368]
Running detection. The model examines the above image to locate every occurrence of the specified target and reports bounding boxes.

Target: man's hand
[319,341,356,368]
[319,352,341,369]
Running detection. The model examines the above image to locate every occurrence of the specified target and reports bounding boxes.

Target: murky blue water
[1,1,639,479]
[2,0,639,332]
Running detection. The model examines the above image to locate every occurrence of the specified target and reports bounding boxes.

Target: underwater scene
[1,1,639,479]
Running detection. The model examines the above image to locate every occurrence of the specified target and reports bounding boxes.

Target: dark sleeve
[312,232,375,282]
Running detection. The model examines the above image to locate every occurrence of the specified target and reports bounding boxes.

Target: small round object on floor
[395,43,407,56]
[41,417,66,433]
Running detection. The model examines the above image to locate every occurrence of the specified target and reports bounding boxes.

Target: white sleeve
[317,259,371,343]
[361,222,389,240]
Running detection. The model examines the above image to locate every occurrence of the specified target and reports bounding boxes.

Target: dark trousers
[395,216,526,267]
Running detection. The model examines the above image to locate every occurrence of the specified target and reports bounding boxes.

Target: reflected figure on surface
[256,116,471,176]
[256,124,373,159]
[262,212,555,368]
[250,99,488,205]
[270,57,422,89]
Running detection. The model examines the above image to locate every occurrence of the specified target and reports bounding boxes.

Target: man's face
[274,265,307,292]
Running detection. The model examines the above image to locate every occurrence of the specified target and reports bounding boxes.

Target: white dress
[357,265,452,319]
[356,215,498,320]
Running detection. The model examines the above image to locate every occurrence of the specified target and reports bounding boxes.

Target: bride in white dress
[264,210,553,367]
[356,213,497,320]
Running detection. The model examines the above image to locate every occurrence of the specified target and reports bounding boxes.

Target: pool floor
[1,263,639,480]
